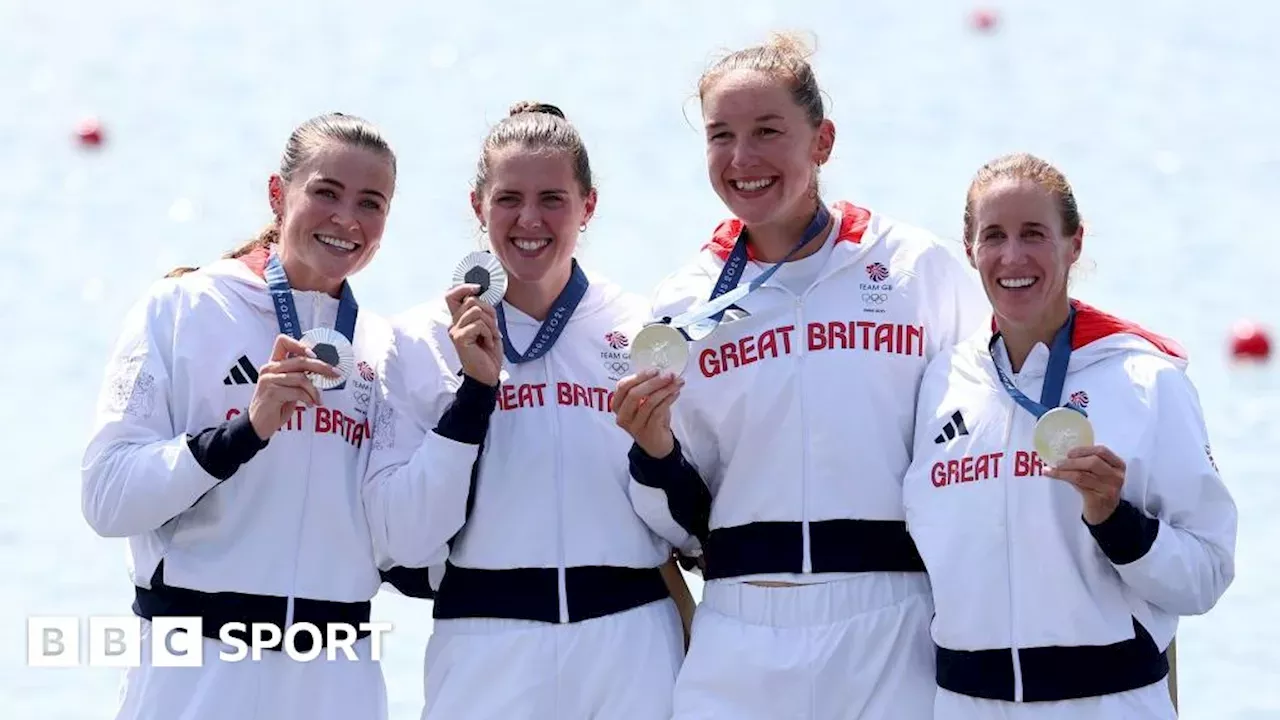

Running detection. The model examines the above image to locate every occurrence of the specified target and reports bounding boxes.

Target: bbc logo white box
[28,616,79,667]
[88,616,141,667]
[150,617,203,667]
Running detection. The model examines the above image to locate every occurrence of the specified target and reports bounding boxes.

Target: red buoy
[1228,320,1271,362]
[75,117,104,147]
[970,8,999,32]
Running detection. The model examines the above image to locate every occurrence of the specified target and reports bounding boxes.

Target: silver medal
[301,327,355,391]
[451,251,508,306]
[1033,407,1094,465]
[631,323,689,376]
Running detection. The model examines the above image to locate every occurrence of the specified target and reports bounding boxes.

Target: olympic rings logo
[351,390,372,406]
[604,361,631,375]
[862,293,889,304]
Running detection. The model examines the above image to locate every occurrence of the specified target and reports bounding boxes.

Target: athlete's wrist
[248,412,272,442]
[638,432,676,460]
[460,368,499,387]
[1082,496,1120,526]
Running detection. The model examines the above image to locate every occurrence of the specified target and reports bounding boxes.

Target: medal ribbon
[495,259,590,364]
[988,305,1086,419]
[664,203,832,339]
[264,250,359,389]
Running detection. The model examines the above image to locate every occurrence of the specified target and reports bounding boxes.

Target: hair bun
[765,31,816,60]
[508,101,566,120]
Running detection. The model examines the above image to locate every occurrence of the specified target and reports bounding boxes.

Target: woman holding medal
[82,113,403,720]
[613,33,989,719]
[901,152,1238,719]
[366,101,688,720]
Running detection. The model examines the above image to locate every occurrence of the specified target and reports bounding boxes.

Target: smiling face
[471,145,596,290]
[967,177,1082,333]
[701,69,834,227]
[269,139,395,294]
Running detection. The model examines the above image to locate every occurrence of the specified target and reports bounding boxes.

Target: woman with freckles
[902,152,1238,719]
[613,32,988,719]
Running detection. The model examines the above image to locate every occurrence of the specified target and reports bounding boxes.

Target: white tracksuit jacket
[364,267,675,620]
[629,201,989,583]
[366,266,685,719]
[82,250,396,605]
[902,300,1237,709]
[80,249,471,719]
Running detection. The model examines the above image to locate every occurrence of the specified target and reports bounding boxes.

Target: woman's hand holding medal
[249,334,341,440]
[446,283,503,387]
[613,369,684,459]
[1044,445,1127,525]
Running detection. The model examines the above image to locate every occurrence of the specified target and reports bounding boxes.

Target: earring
[480,224,487,233]
[579,223,588,232]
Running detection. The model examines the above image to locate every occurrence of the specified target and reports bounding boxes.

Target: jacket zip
[793,293,812,573]
[791,243,843,575]
[1001,365,1022,701]
[285,295,322,628]
[546,355,569,624]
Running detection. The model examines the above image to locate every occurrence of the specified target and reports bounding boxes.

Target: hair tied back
[508,101,567,120]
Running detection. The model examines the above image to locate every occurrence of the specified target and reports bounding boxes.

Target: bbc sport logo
[27,616,394,667]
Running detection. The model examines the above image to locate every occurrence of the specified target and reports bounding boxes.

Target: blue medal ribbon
[988,305,1086,419]
[665,203,833,339]
[495,259,589,364]
[264,251,359,390]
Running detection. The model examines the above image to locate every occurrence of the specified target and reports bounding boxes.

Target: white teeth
[512,238,550,251]
[998,277,1036,289]
[733,178,775,192]
[315,234,356,251]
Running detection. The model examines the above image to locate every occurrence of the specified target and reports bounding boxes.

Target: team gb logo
[601,330,631,381]
[866,262,890,283]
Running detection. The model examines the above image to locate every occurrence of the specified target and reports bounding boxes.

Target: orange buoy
[1228,320,1271,362]
[970,8,999,32]
[75,117,104,147]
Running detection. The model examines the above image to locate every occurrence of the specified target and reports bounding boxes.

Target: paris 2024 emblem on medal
[452,251,508,306]
[301,327,355,390]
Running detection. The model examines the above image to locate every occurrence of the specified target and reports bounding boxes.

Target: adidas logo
[222,355,260,386]
[934,410,969,444]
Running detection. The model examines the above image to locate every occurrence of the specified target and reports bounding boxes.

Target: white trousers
[673,572,936,720]
[111,619,387,720]
[422,597,684,719]
[934,679,1176,719]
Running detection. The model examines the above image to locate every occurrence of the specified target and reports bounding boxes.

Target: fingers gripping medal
[452,251,508,306]
[300,327,355,390]
[631,323,689,376]
[1034,407,1094,466]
